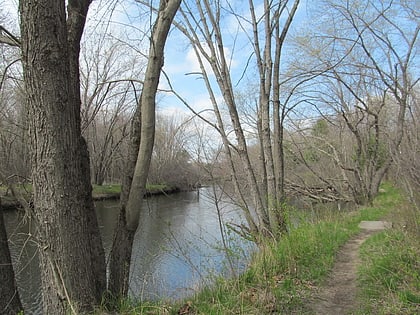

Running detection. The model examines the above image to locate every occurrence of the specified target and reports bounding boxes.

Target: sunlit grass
[355,186,420,315]
[97,297,173,315]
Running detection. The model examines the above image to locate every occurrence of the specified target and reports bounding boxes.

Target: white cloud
[164,43,212,77]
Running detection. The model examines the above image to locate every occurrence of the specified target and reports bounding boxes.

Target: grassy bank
[0,183,176,209]
[355,187,420,314]
[99,183,419,314]
[92,183,175,197]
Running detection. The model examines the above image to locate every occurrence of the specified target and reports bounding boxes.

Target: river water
[4,188,253,314]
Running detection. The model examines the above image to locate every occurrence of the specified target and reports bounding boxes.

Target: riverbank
[0,183,180,210]
[102,183,419,314]
[91,183,180,200]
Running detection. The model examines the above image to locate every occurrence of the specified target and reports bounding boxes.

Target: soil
[308,221,391,315]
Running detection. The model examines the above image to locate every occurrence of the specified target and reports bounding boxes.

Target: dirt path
[308,221,391,315]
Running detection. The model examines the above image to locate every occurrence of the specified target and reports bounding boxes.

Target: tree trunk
[259,1,278,234]
[19,0,105,313]
[272,0,300,233]
[0,200,23,315]
[108,207,136,298]
[108,0,181,298]
[67,0,107,298]
[203,0,268,231]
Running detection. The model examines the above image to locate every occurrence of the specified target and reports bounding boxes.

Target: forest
[0,0,418,314]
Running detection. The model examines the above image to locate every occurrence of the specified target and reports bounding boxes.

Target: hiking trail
[308,221,391,315]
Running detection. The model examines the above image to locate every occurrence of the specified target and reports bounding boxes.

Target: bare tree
[87,102,131,185]
[5,0,184,310]
[0,22,28,183]
[78,24,147,186]
[149,113,195,188]
[0,15,23,315]
[291,0,419,204]
[393,86,420,229]
[108,0,182,298]
[172,0,300,238]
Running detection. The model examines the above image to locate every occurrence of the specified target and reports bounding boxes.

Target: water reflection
[4,212,42,314]
[4,188,252,314]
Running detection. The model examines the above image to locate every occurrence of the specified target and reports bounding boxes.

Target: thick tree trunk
[0,200,23,315]
[67,1,107,298]
[19,0,105,313]
[108,0,181,298]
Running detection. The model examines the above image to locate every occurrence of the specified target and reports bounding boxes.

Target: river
[3,188,253,314]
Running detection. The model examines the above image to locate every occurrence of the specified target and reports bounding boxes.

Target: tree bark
[258,0,277,234]
[272,0,300,232]
[67,1,107,298]
[108,0,181,298]
[0,200,23,315]
[19,0,105,313]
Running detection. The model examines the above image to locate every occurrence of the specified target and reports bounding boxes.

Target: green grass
[91,183,173,195]
[356,231,420,314]
[87,184,173,196]
[354,185,420,315]
[95,211,361,314]
[92,184,122,195]
[98,297,173,315]
[145,183,175,194]
[93,184,397,314]
[1,183,174,202]
[92,183,173,195]
[0,183,33,207]
[166,183,410,314]
[0,183,33,195]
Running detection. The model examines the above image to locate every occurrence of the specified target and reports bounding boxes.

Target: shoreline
[0,186,182,211]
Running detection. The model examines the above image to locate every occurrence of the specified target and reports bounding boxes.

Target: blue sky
[158,0,311,118]
[1,0,310,120]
